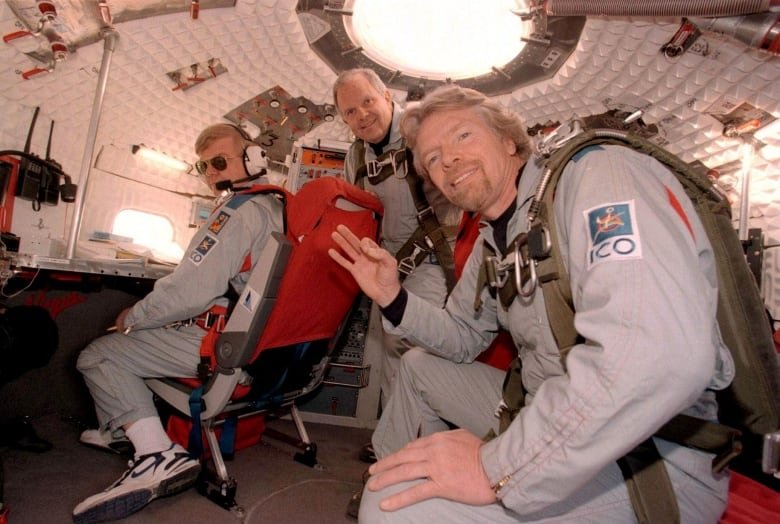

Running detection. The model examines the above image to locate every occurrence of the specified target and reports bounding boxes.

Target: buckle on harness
[397,238,433,277]
[417,205,435,224]
[390,149,407,179]
[485,233,539,297]
[514,239,537,298]
[537,119,584,157]
[203,311,217,329]
[366,156,393,180]
[366,149,407,180]
[762,430,780,475]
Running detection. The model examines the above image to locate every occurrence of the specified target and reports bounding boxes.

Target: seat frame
[146,189,380,512]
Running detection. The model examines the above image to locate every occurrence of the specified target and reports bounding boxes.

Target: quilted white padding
[0,2,778,320]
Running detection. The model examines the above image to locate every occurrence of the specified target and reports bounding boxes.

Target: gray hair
[400,85,532,177]
[332,68,389,114]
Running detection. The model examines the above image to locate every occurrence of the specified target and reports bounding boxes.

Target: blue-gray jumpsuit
[77,186,283,431]
[362,145,735,523]
[343,105,462,403]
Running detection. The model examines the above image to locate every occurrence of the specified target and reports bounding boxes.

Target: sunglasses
[195,154,239,175]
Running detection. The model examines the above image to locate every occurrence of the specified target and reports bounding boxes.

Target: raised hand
[329,224,402,307]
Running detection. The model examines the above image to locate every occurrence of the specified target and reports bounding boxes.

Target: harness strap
[400,151,458,292]
[496,357,525,434]
[354,143,406,186]
[186,384,240,459]
[617,439,681,524]
[655,414,743,473]
[353,141,458,292]
[187,385,206,457]
[481,129,745,522]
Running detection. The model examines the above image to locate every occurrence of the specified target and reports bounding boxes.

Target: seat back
[214,230,292,370]
[146,178,382,509]
[147,177,382,419]
[213,176,382,403]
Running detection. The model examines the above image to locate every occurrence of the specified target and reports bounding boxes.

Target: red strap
[454,211,517,370]
[197,304,229,371]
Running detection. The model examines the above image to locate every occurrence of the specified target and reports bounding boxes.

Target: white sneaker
[79,428,134,456]
[72,443,200,523]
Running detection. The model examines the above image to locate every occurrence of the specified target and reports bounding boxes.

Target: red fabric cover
[166,412,265,458]
[164,178,381,447]
[250,177,383,357]
[720,471,780,523]
[454,212,517,371]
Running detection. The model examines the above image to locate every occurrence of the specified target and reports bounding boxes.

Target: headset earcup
[243,145,268,176]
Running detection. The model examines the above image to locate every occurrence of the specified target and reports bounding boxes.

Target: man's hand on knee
[366,429,497,511]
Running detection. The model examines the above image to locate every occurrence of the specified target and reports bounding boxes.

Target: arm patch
[584,200,643,269]
[189,234,219,266]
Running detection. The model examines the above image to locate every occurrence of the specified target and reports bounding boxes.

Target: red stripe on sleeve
[665,185,694,240]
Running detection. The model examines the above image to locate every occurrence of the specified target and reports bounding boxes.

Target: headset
[229,123,268,178]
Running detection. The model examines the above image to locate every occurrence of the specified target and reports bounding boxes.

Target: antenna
[24,106,40,155]
[46,119,54,160]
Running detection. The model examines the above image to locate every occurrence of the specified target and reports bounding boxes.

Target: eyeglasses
[195,155,239,175]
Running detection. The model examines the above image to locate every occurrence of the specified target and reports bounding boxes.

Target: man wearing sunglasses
[73,124,281,523]
[195,123,268,195]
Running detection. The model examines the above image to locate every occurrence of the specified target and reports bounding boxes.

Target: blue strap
[218,416,238,456]
[187,386,205,457]
[187,385,239,458]
[187,342,316,458]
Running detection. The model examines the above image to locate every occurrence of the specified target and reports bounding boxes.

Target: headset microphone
[214,168,267,191]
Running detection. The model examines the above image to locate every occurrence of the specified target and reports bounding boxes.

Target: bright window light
[112,209,184,263]
[133,145,191,172]
[347,0,528,80]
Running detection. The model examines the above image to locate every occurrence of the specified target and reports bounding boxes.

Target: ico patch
[208,211,230,234]
[584,200,642,269]
[189,234,218,265]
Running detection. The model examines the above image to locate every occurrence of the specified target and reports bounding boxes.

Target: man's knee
[76,335,115,373]
[398,347,432,372]
[398,347,444,385]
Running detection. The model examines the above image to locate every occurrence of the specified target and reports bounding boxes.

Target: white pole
[65,29,119,259]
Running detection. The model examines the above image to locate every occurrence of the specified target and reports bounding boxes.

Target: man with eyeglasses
[73,124,282,523]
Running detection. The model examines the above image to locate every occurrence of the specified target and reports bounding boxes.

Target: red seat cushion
[173,376,251,400]
[720,471,780,523]
[454,212,517,370]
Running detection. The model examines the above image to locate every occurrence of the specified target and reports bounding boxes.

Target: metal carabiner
[486,255,510,289]
[537,118,584,157]
[514,240,537,298]
[392,149,408,179]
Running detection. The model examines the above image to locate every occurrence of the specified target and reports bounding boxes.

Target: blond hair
[194,123,253,155]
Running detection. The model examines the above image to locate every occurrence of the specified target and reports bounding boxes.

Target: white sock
[125,417,173,456]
